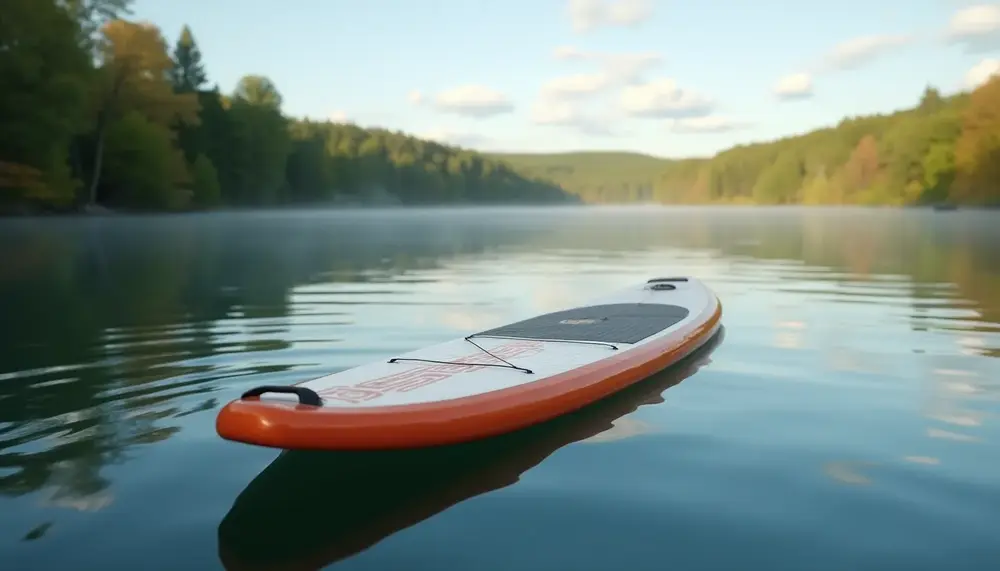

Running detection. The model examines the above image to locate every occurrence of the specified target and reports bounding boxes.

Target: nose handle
[240,385,323,407]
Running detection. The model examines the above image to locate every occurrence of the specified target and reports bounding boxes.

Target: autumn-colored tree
[842,135,881,197]
[87,19,200,204]
[233,76,283,108]
[951,76,1000,205]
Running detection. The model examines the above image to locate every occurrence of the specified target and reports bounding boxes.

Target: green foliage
[0,0,92,209]
[170,25,207,93]
[283,122,572,205]
[0,1,572,213]
[62,0,134,58]
[751,150,803,204]
[189,153,221,207]
[101,111,189,210]
[952,76,1000,205]
[486,151,669,203]
[227,91,292,205]
[233,75,283,109]
[496,85,996,207]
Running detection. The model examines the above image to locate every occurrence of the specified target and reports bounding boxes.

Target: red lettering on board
[318,340,545,404]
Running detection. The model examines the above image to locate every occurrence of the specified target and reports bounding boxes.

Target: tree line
[0,0,573,215]
[652,83,999,206]
[502,82,999,207]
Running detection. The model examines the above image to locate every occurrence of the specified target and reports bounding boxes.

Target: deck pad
[476,303,690,344]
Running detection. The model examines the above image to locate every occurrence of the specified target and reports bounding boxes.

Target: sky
[132,0,1000,159]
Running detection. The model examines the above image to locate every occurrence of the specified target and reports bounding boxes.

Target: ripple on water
[0,208,998,571]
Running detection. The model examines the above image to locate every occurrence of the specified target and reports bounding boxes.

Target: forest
[0,0,573,215]
[651,83,999,207]
[495,82,1000,207]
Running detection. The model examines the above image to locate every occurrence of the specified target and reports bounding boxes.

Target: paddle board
[217,328,724,571]
[215,276,722,450]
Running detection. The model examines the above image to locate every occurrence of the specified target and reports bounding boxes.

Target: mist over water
[1,206,998,571]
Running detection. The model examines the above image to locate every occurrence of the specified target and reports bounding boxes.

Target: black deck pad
[475,303,690,345]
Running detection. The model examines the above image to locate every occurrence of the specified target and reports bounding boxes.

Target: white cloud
[823,34,913,70]
[407,90,424,105]
[567,0,653,33]
[554,45,589,60]
[774,73,814,100]
[427,85,514,118]
[606,0,652,26]
[603,52,663,83]
[669,115,749,134]
[552,47,662,81]
[541,72,613,99]
[965,57,1000,87]
[946,4,1000,53]
[532,99,579,125]
[543,48,663,106]
[619,79,714,119]
[329,110,350,122]
[531,99,616,136]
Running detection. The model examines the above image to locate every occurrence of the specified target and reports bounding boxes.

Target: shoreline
[2,201,995,220]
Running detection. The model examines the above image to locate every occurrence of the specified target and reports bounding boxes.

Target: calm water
[1,206,998,571]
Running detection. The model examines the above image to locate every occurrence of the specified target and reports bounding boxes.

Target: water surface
[1,206,998,570]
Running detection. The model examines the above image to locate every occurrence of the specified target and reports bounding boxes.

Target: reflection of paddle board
[217,327,724,571]
[216,276,722,450]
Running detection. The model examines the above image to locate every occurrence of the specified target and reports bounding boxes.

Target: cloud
[619,79,714,119]
[603,52,663,83]
[407,90,424,105]
[543,48,663,106]
[822,34,913,70]
[421,85,515,118]
[773,73,814,100]
[606,0,652,26]
[669,115,750,134]
[328,110,350,123]
[946,4,1000,53]
[553,45,589,60]
[531,99,616,136]
[567,0,653,33]
[540,72,613,99]
[965,57,1000,87]
[552,47,663,81]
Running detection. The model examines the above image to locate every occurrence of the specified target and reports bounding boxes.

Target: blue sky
[134,0,1000,158]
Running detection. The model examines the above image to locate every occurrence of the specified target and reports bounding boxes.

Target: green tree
[751,150,804,204]
[101,110,190,210]
[86,19,200,206]
[170,25,208,93]
[0,0,92,209]
[234,75,283,108]
[952,76,1000,205]
[62,0,134,58]
[189,153,221,208]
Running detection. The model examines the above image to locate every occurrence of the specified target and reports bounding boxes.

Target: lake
[1,206,998,571]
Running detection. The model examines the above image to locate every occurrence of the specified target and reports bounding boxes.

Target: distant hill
[486,81,999,207]
[486,151,672,203]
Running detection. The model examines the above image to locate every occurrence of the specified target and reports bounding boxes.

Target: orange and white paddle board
[215,276,722,450]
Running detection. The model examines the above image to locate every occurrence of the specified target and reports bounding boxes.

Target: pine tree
[171,25,207,93]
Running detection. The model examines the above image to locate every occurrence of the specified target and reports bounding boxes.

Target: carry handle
[240,385,323,406]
